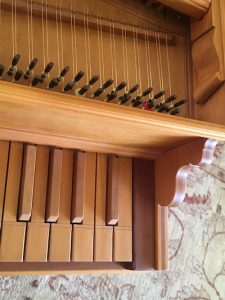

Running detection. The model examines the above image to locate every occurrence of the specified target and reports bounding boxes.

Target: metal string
[60,0,64,69]
[147,29,153,96]
[45,0,49,65]
[11,0,15,56]
[41,0,46,68]
[30,0,34,59]
[73,1,78,73]
[70,0,75,75]
[100,16,105,82]
[112,21,118,86]
[135,26,142,92]
[27,0,31,63]
[133,25,138,85]
[166,34,172,97]
[97,14,102,85]
[86,6,92,79]
[56,1,60,73]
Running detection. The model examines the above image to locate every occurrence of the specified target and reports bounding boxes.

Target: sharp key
[18,145,37,221]
[106,156,119,225]
[46,148,63,223]
[71,152,85,224]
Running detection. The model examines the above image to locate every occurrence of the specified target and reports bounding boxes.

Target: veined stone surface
[0,142,225,300]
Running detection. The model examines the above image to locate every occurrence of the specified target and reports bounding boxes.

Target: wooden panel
[18,145,37,221]
[132,159,156,270]
[25,223,49,262]
[48,224,72,262]
[46,148,63,222]
[95,153,113,262]
[0,141,9,231]
[0,222,26,262]
[106,156,119,225]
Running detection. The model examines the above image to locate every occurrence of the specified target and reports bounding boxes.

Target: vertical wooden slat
[72,152,96,262]
[94,153,113,262]
[106,156,119,225]
[71,151,85,223]
[24,146,50,262]
[18,144,37,221]
[48,149,73,262]
[46,148,63,222]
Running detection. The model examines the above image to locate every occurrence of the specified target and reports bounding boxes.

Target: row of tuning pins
[0,54,187,115]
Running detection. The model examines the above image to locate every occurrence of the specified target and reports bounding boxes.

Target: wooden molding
[1,81,225,160]
[158,0,211,20]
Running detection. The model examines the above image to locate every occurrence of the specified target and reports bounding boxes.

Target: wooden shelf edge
[0,81,225,159]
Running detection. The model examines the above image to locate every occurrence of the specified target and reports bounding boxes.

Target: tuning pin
[74,70,85,83]
[91,79,114,99]
[173,99,187,108]
[146,90,165,108]
[0,64,5,79]
[62,71,85,93]
[119,84,139,105]
[7,54,21,76]
[130,96,143,107]
[105,81,127,102]
[155,94,177,111]
[13,69,23,82]
[76,75,99,96]
[24,58,38,80]
[31,75,43,87]
[168,107,180,115]
[131,87,153,108]
[47,66,70,90]
[40,62,54,80]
